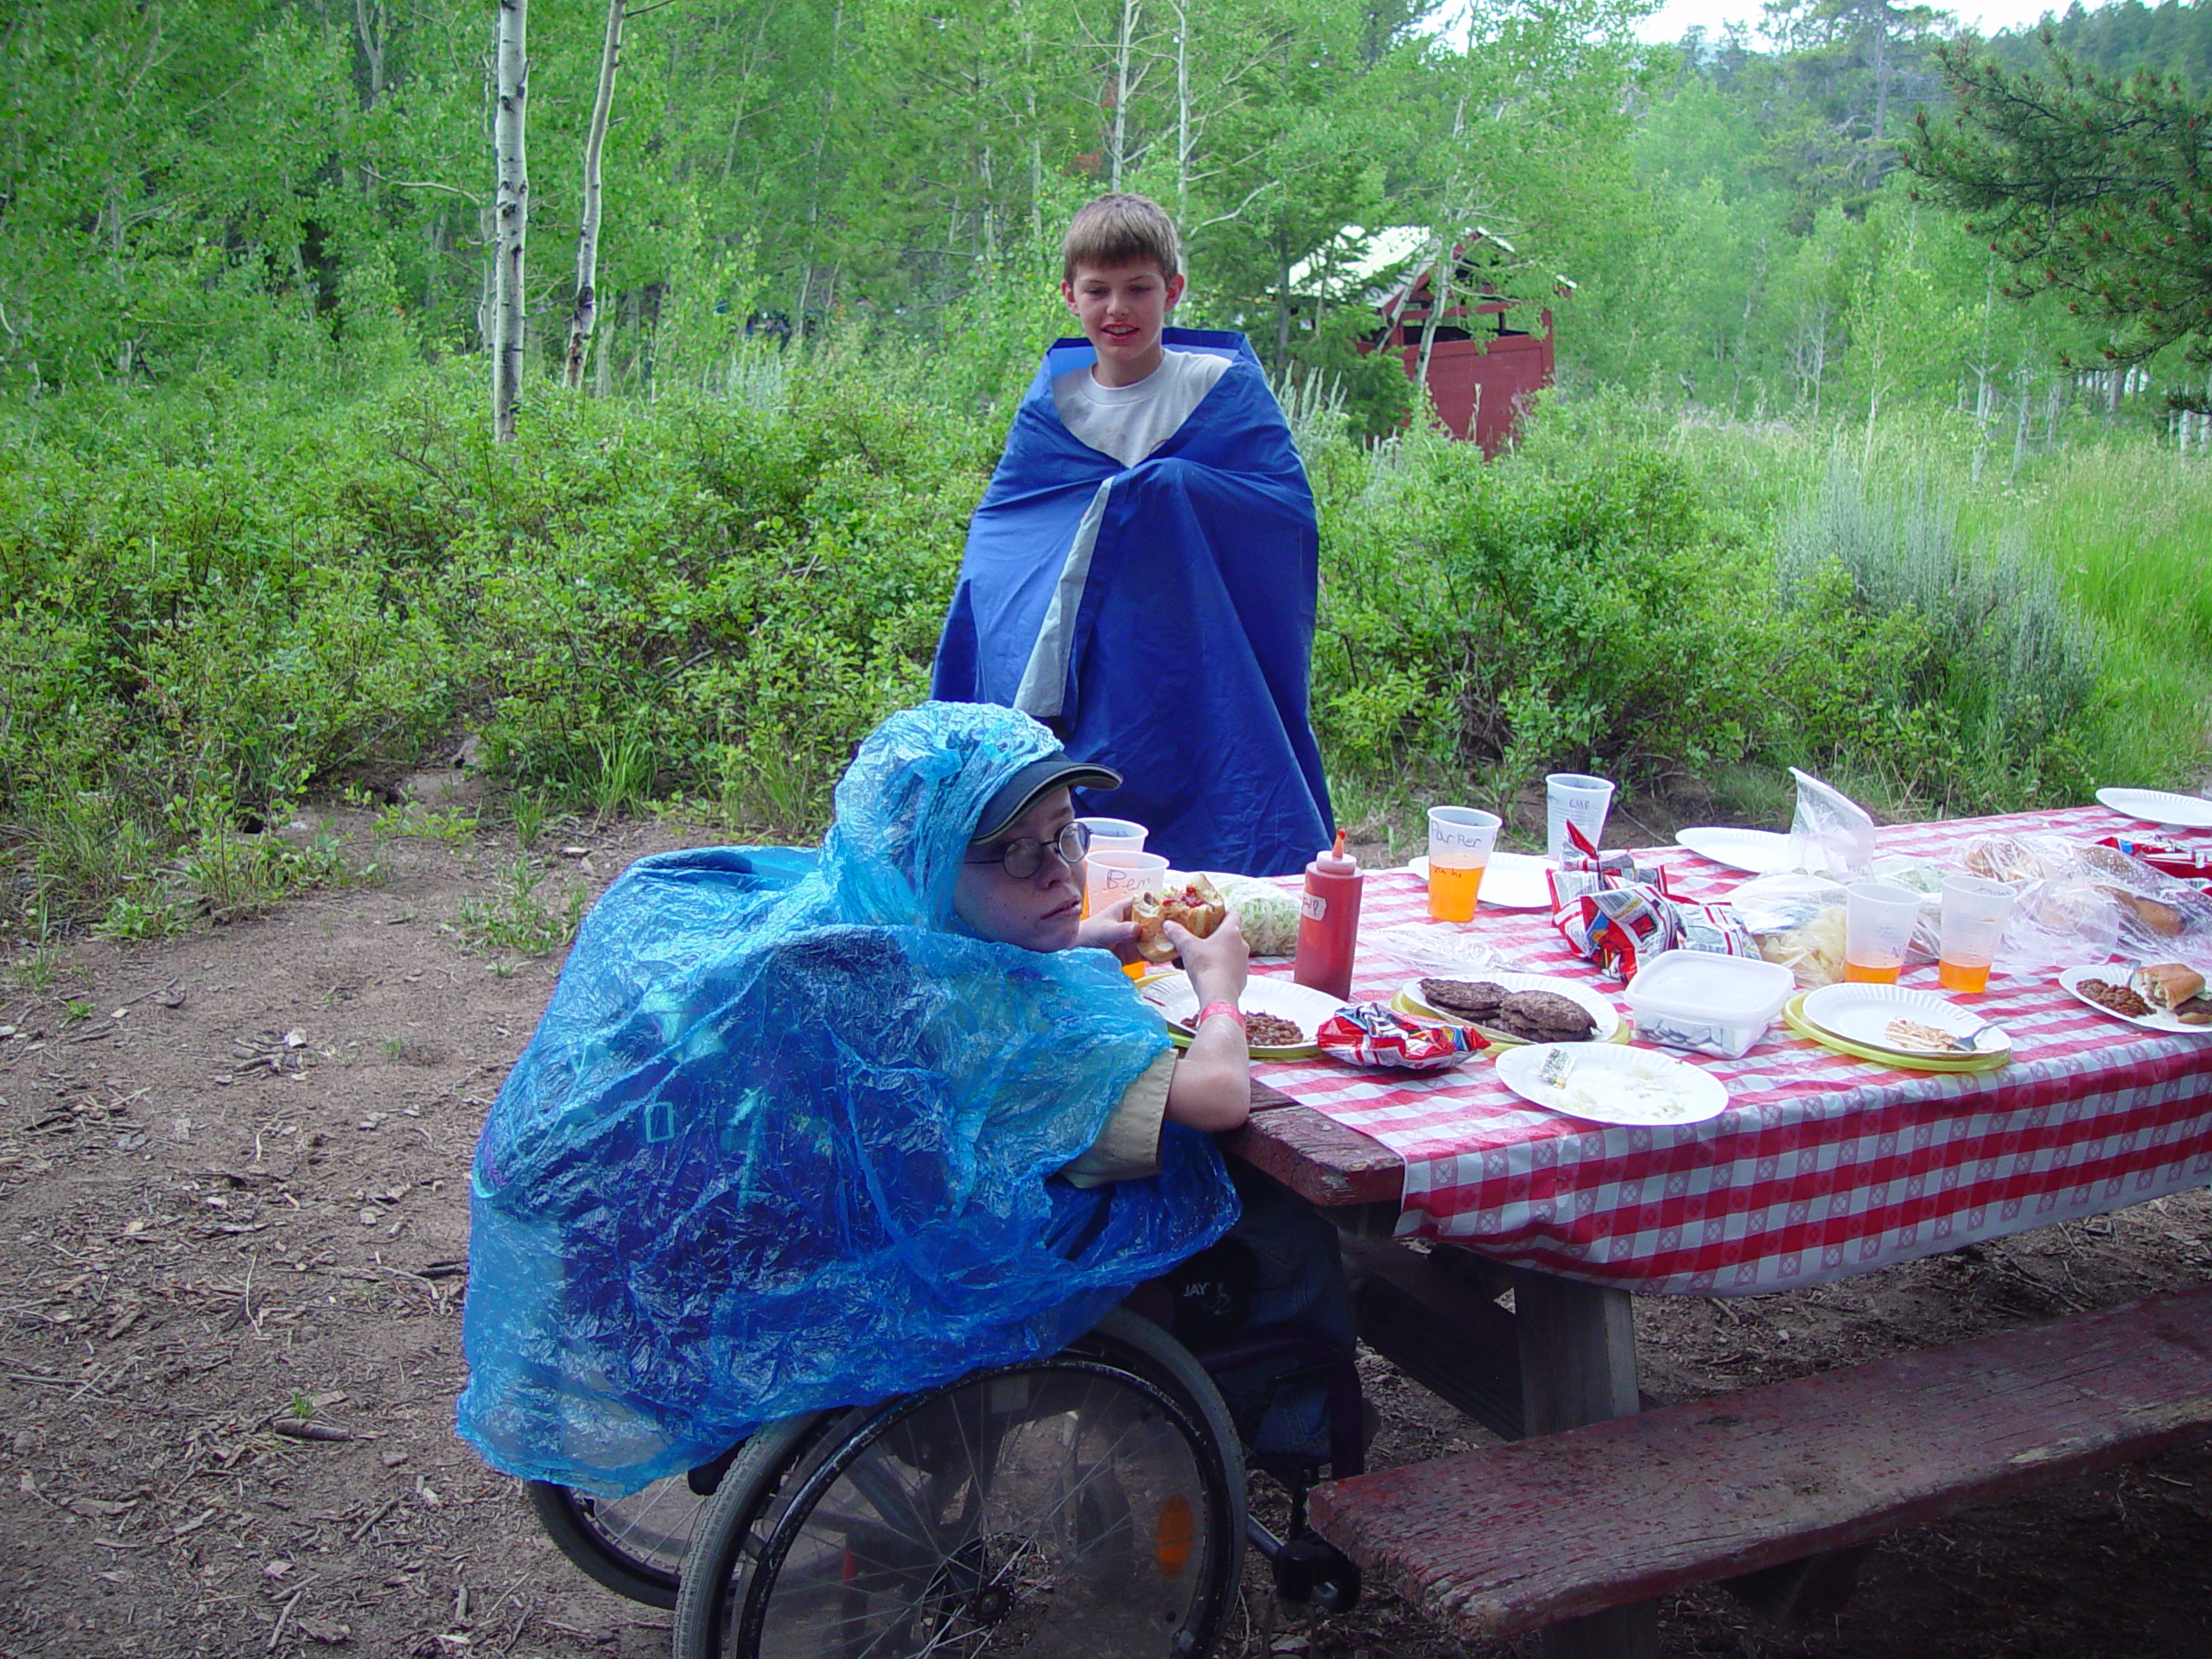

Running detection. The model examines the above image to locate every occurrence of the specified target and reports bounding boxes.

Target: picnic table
[1218,802,2212,1658]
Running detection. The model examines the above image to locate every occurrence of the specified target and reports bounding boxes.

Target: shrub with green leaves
[1311,427,1772,797]
[1,362,990,925]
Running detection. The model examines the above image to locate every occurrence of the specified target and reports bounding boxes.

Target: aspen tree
[566,0,624,392]
[492,0,529,442]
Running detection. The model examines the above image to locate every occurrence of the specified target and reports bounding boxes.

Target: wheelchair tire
[526,1473,702,1609]
[673,1322,1244,1659]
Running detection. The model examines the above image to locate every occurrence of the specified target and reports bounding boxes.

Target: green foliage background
[3,0,2209,937]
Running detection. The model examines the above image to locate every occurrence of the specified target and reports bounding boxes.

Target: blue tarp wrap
[457,703,1241,1496]
[931,329,1333,878]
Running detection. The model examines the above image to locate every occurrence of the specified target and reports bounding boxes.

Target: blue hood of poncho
[457,702,1238,1495]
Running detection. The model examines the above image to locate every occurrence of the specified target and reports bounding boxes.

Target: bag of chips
[1316,1003,1485,1071]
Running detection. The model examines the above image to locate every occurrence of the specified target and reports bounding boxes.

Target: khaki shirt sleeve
[1057,1050,1175,1189]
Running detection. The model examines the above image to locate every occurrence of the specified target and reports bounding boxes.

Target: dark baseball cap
[971,753,1122,842]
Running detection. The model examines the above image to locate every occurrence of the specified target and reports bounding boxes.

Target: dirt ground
[3,788,2210,1659]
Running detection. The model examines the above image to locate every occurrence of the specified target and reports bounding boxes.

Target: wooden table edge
[1223,1076,1405,1209]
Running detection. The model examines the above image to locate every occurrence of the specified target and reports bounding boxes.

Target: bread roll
[2101,887,2187,938]
[2128,963,2206,1009]
[1131,876,1227,964]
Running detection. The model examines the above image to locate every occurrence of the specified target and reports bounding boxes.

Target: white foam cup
[1545,773,1616,863]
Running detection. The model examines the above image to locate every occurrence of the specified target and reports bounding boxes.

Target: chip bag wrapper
[1318,1003,1486,1071]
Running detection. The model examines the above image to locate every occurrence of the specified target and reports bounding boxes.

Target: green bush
[0,362,992,926]
[1312,426,1772,799]
[0,354,2167,939]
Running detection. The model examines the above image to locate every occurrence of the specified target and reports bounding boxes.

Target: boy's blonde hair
[1061,194,1182,284]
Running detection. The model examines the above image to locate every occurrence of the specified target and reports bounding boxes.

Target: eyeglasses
[965,820,1090,880]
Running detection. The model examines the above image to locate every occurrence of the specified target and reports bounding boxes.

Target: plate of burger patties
[2058,963,2212,1035]
[1395,974,1622,1047]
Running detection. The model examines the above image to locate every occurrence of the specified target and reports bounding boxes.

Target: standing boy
[930,194,1334,879]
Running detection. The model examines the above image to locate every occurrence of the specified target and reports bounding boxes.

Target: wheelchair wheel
[673,1317,1243,1659]
[527,1473,702,1609]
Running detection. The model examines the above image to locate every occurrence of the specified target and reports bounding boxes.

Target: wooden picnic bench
[1308,1284,2212,1649]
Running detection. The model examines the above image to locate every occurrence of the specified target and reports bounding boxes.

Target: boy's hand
[1077,894,1141,961]
[1166,911,1248,1007]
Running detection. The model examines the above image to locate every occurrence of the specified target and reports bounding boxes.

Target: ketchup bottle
[1294,830,1363,1001]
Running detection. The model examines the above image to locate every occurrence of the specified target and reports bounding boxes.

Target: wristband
[1196,1001,1245,1032]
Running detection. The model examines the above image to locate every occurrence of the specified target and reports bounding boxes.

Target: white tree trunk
[1173,1,1191,226]
[353,0,388,107]
[492,0,530,442]
[1111,0,1140,191]
[565,0,624,392]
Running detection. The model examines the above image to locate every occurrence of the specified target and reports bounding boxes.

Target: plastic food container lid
[1624,951,1796,1023]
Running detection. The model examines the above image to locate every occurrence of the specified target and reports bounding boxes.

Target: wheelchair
[529,1306,1363,1657]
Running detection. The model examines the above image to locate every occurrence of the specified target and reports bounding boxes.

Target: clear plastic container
[1623,951,1796,1058]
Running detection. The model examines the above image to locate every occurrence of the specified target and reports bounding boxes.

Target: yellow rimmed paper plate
[1781,993,2010,1072]
[1138,972,1343,1060]
[1394,974,1627,1049]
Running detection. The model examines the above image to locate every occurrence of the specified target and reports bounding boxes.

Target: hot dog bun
[1132,875,1228,964]
[2129,962,2207,1009]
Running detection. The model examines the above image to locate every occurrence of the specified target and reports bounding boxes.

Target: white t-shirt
[1052,348,1230,467]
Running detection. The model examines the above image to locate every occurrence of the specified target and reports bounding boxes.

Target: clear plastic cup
[1077,823,1149,920]
[1844,880,1924,984]
[1545,773,1615,863]
[1938,874,2015,995]
[1427,806,1502,923]
[1076,817,1147,856]
[1085,850,1168,977]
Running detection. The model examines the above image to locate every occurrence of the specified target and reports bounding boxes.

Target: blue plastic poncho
[930,329,1334,878]
[456,702,1240,1496]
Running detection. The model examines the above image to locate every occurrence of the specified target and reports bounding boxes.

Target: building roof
[1283,225,1570,308]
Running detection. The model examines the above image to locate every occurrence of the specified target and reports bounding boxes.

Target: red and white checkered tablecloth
[1249,804,2212,1296]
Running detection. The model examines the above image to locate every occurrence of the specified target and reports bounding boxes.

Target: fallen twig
[267,1584,305,1652]
[347,1495,400,1543]
[268,1418,353,1443]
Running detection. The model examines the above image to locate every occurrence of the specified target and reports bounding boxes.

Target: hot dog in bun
[1132,875,1228,964]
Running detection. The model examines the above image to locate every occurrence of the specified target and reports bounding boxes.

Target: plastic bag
[1726,872,1849,988]
[2099,836,2212,885]
[1788,768,1877,879]
[1363,923,1524,978]
[1199,871,1300,957]
[1867,856,1946,962]
[458,704,1239,1497]
[1961,832,2212,972]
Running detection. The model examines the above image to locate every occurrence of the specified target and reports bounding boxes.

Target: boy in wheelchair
[458,700,1354,1505]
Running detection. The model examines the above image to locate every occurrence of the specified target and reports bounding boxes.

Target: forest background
[3,0,2211,950]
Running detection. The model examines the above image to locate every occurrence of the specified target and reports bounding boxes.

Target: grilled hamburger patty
[1420,978,1508,1018]
[1492,989,1596,1042]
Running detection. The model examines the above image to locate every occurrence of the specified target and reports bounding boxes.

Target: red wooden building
[1293,227,1560,455]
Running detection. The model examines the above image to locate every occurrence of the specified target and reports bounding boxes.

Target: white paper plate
[1397,973,1622,1046]
[2056,964,2212,1036]
[2095,787,2212,831]
[1675,826,1796,876]
[1406,850,1556,910]
[1495,1043,1730,1126]
[1799,982,2012,1058]
[1138,972,1345,1058]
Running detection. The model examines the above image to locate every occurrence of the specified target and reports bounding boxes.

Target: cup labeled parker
[1427,806,1502,923]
